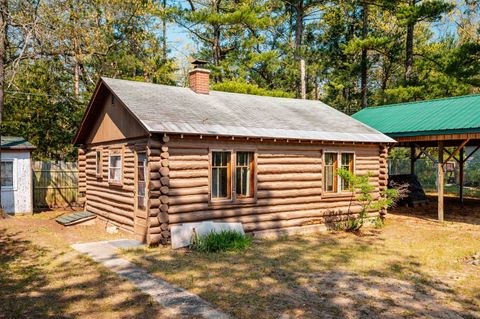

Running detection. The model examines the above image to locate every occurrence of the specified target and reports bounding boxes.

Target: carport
[353,94,480,221]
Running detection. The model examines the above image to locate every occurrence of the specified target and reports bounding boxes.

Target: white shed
[1,136,35,215]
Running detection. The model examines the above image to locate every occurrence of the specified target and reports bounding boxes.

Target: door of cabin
[134,152,148,240]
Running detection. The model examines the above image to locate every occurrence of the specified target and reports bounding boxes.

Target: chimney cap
[191,59,208,68]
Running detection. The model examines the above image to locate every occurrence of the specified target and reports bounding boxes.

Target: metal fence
[389,158,480,197]
[32,161,79,209]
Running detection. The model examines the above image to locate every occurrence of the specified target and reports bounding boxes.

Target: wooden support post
[410,145,416,175]
[459,147,464,204]
[438,141,444,222]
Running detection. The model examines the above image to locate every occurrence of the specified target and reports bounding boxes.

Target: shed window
[211,152,231,199]
[340,153,354,191]
[324,153,337,192]
[109,154,122,183]
[1,161,14,188]
[95,151,102,176]
[236,152,254,197]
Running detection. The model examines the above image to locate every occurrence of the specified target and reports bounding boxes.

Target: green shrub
[371,216,385,228]
[336,168,399,232]
[211,80,295,98]
[191,230,252,253]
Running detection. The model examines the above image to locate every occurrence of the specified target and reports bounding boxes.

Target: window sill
[209,198,257,208]
[235,196,257,204]
[108,181,123,188]
[1,187,15,192]
[322,192,355,199]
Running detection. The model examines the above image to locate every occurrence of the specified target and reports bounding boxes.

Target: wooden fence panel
[33,161,79,208]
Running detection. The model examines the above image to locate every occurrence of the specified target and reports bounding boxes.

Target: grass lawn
[122,197,480,319]
[0,210,170,319]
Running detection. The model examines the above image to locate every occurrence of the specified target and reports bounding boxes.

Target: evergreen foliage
[0,0,479,159]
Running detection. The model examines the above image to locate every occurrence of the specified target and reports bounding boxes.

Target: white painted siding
[1,151,33,214]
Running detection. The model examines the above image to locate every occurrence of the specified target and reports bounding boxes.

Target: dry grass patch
[0,210,169,319]
[123,198,480,319]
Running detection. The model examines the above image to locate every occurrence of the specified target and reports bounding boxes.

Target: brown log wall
[166,137,384,235]
[146,136,171,245]
[84,142,138,233]
[78,148,87,205]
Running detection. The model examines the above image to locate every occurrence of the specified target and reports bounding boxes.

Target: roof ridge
[103,76,326,103]
[363,93,480,110]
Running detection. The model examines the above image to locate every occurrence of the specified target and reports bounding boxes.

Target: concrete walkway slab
[72,239,230,319]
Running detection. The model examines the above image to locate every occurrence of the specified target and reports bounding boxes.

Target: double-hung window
[211,152,231,199]
[324,152,354,193]
[211,151,255,201]
[324,153,337,192]
[109,153,122,183]
[1,160,14,188]
[340,153,354,191]
[236,152,254,198]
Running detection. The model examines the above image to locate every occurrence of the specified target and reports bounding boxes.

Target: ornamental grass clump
[191,230,252,253]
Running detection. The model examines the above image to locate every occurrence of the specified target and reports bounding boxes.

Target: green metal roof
[352,94,480,137]
[1,136,35,150]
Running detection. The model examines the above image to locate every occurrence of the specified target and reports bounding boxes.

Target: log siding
[81,135,389,244]
[84,139,146,237]
[164,136,387,236]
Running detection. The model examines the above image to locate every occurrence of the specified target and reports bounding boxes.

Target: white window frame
[323,150,356,194]
[1,159,17,191]
[108,151,123,184]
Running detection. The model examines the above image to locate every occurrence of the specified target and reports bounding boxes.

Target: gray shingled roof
[1,136,35,150]
[102,77,394,143]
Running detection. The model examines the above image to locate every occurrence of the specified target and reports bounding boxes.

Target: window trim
[108,150,123,186]
[1,159,16,191]
[234,151,256,200]
[210,150,233,202]
[208,148,257,205]
[135,151,147,210]
[95,150,103,178]
[339,152,355,192]
[323,150,355,195]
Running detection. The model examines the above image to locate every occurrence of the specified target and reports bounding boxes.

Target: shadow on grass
[0,228,162,319]
[390,196,480,226]
[126,234,477,319]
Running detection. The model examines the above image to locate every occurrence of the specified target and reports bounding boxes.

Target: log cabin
[73,65,394,244]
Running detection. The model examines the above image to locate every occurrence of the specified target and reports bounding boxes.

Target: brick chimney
[188,59,210,94]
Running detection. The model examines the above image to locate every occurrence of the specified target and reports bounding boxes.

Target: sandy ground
[2,199,480,319]
[0,210,171,319]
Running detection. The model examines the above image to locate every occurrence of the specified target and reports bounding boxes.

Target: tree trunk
[0,0,7,212]
[212,24,222,83]
[294,1,305,99]
[162,0,167,60]
[74,60,80,97]
[404,0,415,85]
[300,58,306,99]
[360,2,369,108]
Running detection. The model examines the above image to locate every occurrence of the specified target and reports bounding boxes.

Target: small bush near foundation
[336,168,400,232]
[191,230,252,253]
[371,216,385,228]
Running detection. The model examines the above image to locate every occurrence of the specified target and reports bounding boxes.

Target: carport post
[410,145,416,175]
[459,147,464,204]
[438,141,444,222]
